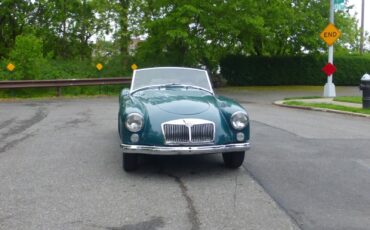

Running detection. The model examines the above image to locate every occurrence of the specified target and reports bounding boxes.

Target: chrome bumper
[120,142,251,155]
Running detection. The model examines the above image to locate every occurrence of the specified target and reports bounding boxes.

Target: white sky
[350,0,369,34]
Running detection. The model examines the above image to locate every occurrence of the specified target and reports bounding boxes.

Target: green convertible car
[118,67,250,171]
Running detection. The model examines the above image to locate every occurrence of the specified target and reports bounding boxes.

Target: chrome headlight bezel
[230,111,249,130]
[125,113,144,132]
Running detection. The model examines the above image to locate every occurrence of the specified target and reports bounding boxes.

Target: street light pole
[360,0,365,54]
[324,0,336,97]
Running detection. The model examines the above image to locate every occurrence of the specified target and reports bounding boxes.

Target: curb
[274,100,370,118]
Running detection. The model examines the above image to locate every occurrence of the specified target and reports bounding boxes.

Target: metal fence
[0,77,132,96]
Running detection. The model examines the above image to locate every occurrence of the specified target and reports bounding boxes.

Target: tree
[131,0,264,72]
[28,0,114,59]
[131,0,360,72]
[0,0,34,59]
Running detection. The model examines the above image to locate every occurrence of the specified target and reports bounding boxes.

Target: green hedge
[220,55,370,86]
[0,58,132,98]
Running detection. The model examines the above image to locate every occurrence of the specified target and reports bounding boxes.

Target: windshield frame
[130,67,214,95]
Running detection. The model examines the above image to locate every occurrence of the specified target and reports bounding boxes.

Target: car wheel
[123,153,138,172]
[222,151,245,169]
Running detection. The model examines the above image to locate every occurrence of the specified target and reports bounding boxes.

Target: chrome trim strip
[120,142,251,155]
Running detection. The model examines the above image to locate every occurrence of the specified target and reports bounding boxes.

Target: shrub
[220,55,370,86]
[8,34,48,80]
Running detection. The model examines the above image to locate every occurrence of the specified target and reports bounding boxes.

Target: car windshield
[131,68,212,93]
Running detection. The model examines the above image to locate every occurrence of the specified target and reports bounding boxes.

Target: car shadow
[113,135,243,178]
[125,154,241,178]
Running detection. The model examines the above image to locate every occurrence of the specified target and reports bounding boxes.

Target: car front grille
[163,124,190,143]
[162,119,215,145]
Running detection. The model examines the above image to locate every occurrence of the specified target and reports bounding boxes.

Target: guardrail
[0,77,132,96]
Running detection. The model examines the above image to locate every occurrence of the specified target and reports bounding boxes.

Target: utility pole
[360,0,365,54]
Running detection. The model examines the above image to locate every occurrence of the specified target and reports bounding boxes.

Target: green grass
[333,96,361,104]
[283,96,322,100]
[283,101,370,115]
[282,96,361,104]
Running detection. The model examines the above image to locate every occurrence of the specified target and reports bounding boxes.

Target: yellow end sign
[131,64,138,71]
[7,63,15,72]
[96,63,103,71]
[320,23,341,46]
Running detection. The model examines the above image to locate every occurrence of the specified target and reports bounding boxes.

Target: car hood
[134,89,214,115]
[121,89,246,146]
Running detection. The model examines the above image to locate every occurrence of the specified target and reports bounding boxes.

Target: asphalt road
[0,96,297,230]
[223,86,370,230]
[1,86,369,230]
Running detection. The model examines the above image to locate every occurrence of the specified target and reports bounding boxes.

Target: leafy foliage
[0,0,34,58]
[131,0,364,74]
[7,34,47,80]
[220,54,370,86]
[0,0,368,89]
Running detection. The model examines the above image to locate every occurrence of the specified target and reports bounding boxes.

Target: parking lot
[1,86,370,230]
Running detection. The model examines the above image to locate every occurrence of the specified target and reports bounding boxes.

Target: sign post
[321,0,338,98]
[96,63,103,94]
[6,63,16,97]
[360,0,365,54]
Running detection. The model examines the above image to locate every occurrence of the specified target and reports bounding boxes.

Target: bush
[7,34,48,80]
[220,55,370,86]
[0,53,132,98]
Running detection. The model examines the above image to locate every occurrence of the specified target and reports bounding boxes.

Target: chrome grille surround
[162,119,215,145]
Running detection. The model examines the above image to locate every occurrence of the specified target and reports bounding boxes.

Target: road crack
[0,133,34,154]
[0,118,15,130]
[107,216,165,230]
[58,109,93,129]
[0,107,47,140]
[166,173,200,230]
[65,216,165,230]
[242,164,303,230]
[0,107,46,154]
[233,174,238,209]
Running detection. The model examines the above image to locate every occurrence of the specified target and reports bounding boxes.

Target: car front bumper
[120,142,251,155]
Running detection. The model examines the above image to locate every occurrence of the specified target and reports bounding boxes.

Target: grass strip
[283,101,370,115]
[283,96,322,100]
[333,96,361,104]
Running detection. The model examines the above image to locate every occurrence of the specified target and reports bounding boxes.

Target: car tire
[118,114,121,138]
[222,151,245,169]
[123,153,138,172]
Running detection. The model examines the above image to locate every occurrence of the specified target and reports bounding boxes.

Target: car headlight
[230,111,249,130]
[125,113,144,132]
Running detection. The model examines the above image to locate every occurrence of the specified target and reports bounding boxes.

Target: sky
[350,0,369,34]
